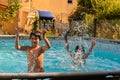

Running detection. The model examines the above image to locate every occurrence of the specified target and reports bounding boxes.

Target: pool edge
[0,70,119,80]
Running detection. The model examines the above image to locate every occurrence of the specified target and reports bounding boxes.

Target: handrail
[0,70,119,80]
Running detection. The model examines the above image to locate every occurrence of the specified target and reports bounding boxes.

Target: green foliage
[96,19,120,39]
[32,16,40,31]
[69,6,86,20]
[0,0,21,22]
[8,1,21,17]
[75,0,120,19]
[69,0,120,39]
[46,30,56,36]
[91,0,120,19]
[77,0,92,10]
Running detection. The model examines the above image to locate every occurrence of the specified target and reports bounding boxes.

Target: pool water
[0,38,120,73]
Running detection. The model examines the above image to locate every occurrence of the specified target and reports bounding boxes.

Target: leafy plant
[69,0,120,39]
[0,0,21,22]
[32,16,40,31]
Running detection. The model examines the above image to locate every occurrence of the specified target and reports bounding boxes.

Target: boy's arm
[42,29,51,50]
[64,34,70,52]
[64,31,74,57]
[15,28,28,51]
[82,40,96,59]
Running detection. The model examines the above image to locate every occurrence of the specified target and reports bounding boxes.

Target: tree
[0,0,21,22]
[69,0,120,37]
[32,16,40,31]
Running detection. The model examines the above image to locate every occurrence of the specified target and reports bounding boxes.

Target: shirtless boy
[15,29,50,72]
[64,31,96,65]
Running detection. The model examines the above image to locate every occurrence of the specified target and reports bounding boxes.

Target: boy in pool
[15,28,50,72]
[64,31,96,65]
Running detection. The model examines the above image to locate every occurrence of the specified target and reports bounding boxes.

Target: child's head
[75,45,85,53]
[29,30,41,40]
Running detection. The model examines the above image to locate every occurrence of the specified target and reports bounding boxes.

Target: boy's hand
[42,29,47,33]
[91,40,96,46]
[16,27,20,36]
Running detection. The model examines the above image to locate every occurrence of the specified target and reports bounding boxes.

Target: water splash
[64,21,96,71]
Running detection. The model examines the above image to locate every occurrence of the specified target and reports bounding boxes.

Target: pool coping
[0,70,119,79]
[0,35,120,44]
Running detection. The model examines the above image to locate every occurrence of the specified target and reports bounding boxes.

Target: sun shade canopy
[38,10,54,20]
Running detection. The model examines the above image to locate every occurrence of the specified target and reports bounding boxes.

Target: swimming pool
[0,36,120,73]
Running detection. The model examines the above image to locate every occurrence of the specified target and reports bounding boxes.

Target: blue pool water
[0,38,120,73]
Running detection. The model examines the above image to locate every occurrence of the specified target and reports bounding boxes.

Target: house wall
[30,0,77,23]
[0,0,18,34]
[2,16,18,34]
[19,0,77,29]
[0,0,77,34]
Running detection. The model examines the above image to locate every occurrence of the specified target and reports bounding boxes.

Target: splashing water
[0,36,120,73]
[65,21,95,71]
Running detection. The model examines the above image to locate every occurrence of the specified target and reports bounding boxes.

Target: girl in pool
[15,28,50,72]
[64,31,96,65]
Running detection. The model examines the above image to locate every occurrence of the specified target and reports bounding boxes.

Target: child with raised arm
[15,28,50,72]
[64,31,96,65]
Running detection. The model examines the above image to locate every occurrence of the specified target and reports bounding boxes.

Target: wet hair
[75,45,85,53]
[29,30,41,40]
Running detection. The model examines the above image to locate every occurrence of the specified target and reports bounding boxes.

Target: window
[68,0,72,4]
